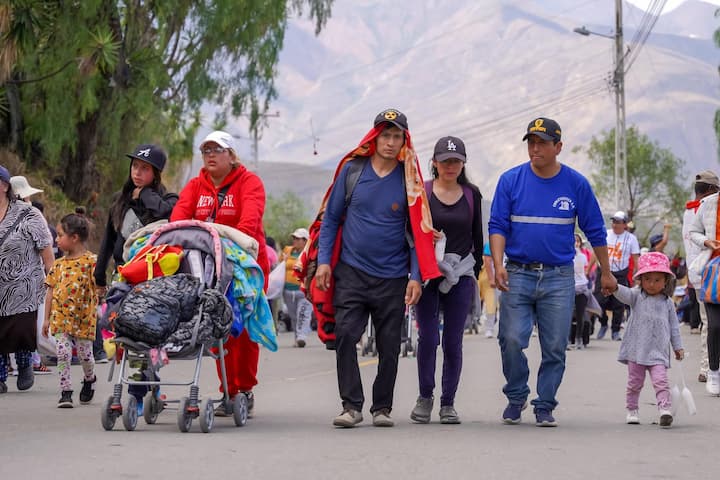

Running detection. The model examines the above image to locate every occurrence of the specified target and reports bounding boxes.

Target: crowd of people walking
[0,109,716,432]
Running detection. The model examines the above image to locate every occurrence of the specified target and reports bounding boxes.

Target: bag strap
[207,184,232,223]
[423,180,474,218]
[343,158,366,209]
[0,208,29,249]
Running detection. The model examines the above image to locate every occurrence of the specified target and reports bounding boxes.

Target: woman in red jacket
[171,130,269,417]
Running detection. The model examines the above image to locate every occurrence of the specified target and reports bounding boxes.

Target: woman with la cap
[410,136,483,424]
[171,130,269,417]
[0,165,55,393]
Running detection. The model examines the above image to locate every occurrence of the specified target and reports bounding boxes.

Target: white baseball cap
[291,228,309,240]
[200,130,236,152]
[10,176,43,199]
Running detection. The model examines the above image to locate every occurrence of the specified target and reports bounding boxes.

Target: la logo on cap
[384,110,398,120]
[447,139,457,151]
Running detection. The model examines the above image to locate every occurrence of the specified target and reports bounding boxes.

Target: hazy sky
[626,0,720,13]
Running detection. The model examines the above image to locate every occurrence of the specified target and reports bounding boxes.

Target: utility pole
[248,111,280,170]
[614,0,627,214]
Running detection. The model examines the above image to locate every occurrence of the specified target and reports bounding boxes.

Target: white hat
[10,176,43,199]
[200,130,236,152]
[291,228,309,240]
[610,210,628,222]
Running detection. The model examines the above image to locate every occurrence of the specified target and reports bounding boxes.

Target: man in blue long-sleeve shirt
[489,117,616,427]
[316,109,422,428]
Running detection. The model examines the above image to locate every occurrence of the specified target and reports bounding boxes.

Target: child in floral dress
[42,208,97,408]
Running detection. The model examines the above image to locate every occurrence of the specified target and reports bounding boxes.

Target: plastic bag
[36,300,57,357]
[266,260,286,300]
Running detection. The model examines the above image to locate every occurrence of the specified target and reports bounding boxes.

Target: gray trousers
[283,290,312,340]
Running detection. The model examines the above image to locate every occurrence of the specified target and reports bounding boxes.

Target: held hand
[405,280,422,305]
[132,186,143,200]
[495,267,509,292]
[41,320,50,338]
[705,239,720,251]
[95,286,107,299]
[432,230,443,242]
[675,349,685,361]
[600,270,618,296]
[316,264,332,292]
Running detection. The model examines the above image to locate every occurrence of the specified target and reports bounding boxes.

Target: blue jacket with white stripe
[488,162,606,266]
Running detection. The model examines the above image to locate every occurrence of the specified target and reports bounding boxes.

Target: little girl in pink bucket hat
[609,251,684,428]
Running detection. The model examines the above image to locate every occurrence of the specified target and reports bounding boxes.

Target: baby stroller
[100,220,256,433]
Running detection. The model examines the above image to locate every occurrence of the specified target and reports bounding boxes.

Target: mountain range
[206,0,720,215]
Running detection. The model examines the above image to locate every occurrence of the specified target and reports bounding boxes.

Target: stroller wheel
[143,391,159,425]
[101,395,117,431]
[233,393,248,427]
[199,398,214,433]
[177,396,193,433]
[122,396,138,431]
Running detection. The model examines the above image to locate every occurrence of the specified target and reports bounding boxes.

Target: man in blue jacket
[489,117,616,427]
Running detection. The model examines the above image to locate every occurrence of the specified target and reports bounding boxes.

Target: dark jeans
[685,288,702,329]
[570,292,589,344]
[595,269,628,333]
[333,262,407,413]
[415,276,474,406]
[705,303,720,371]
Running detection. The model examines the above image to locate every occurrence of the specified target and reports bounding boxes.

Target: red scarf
[686,199,701,213]
[315,125,441,281]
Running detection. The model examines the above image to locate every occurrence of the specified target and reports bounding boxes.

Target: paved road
[1,324,718,480]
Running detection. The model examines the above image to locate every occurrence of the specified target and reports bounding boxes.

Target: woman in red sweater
[171,130,269,417]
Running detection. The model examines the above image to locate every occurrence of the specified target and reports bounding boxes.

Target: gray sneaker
[372,408,394,427]
[439,405,461,424]
[333,408,363,428]
[410,396,433,423]
[16,365,34,391]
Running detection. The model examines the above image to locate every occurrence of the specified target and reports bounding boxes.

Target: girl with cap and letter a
[410,136,483,425]
[94,144,177,409]
[171,130,270,419]
[611,252,684,427]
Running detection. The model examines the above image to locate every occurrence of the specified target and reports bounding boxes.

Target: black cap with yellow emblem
[522,117,561,143]
[374,108,409,131]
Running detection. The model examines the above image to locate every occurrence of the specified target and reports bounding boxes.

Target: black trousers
[705,303,720,371]
[685,288,702,329]
[595,269,628,333]
[333,262,407,413]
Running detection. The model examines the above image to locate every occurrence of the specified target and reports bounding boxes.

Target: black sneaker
[79,376,96,404]
[0,381,7,394]
[16,365,34,391]
[58,390,74,408]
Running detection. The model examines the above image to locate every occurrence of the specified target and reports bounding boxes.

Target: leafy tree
[0,0,333,202]
[578,126,689,243]
[264,191,309,247]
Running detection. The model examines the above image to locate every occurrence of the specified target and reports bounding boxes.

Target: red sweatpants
[214,329,259,397]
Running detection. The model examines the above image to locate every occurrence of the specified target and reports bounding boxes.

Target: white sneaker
[626,409,639,424]
[706,370,720,396]
[484,330,494,339]
[659,409,673,428]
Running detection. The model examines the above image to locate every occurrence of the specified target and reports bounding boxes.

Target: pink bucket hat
[633,251,675,280]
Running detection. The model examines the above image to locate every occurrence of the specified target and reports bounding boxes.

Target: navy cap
[522,117,562,142]
[126,144,167,172]
[373,108,408,131]
[0,165,9,184]
[433,136,467,162]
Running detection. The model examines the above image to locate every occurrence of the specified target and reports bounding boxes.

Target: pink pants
[626,361,670,411]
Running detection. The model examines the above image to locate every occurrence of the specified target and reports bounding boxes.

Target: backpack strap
[344,158,366,209]
[207,184,232,223]
[424,180,474,219]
